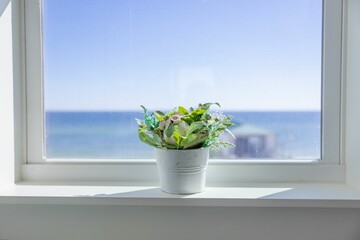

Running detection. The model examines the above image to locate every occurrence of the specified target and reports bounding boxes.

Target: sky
[43,0,322,111]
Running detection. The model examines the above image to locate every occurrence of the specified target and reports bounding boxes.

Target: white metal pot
[155,147,210,194]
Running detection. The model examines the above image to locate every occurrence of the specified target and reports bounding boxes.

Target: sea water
[45,111,321,160]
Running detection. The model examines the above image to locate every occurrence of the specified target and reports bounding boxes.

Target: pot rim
[154,147,209,152]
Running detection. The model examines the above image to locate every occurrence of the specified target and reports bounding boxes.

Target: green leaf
[178,106,189,115]
[138,129,161,148]
[140,105,147,112]
[140,105,159,130]
[181,134,197,149]
[135,118,145,126]
[180,116,192,125]
[190,109,206,121]
[200,113,211,121]
[161,143,177,149]
[203,136,218,148]
[201,102,221,110]
[152,133,163,146]
[182,133,208,149]
[173,131,182,148]
[193,109,206,115]
[165,123,174,138]
[186,122,207,136]
[145,115,158,130]
[154,111,165,117]
[210,141,235,151]
[154,111,165,121]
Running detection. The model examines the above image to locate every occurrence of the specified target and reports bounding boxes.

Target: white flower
[163,119,189,146]
[164,134,176,145]
[178,121,189,135]
[170,114,181,124]
[158,121,166,130]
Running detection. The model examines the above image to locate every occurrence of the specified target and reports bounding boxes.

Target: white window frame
[21,0,346,183]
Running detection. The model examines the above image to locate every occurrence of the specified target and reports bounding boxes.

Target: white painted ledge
[1,182,360,208]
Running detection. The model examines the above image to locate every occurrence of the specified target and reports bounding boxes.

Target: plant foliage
[136,103,235,151]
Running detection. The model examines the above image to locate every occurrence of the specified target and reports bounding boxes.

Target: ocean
[45,111,321,160]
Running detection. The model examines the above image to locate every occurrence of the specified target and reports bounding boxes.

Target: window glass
[43,0,322,159]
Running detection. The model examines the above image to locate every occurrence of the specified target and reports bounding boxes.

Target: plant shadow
[78,187,195,199]
[0,0,10,18]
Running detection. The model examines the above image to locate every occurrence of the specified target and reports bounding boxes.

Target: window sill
[1,182,360,208]
[21,163,345,183]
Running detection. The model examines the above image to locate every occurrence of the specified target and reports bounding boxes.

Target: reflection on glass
[43,0,322,159]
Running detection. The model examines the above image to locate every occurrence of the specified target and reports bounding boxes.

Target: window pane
[43,0,322,159]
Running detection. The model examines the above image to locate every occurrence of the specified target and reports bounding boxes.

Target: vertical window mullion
[321,0,343,165]
[25,0,44,163]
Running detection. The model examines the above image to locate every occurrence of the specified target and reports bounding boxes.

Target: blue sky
[43,0,322,111]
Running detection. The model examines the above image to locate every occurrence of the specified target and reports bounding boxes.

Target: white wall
[346,0,360,189]
[0,0,15,188]
[0,205,359,240]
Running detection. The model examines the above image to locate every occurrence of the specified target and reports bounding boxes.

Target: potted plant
[136,103,235,194]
